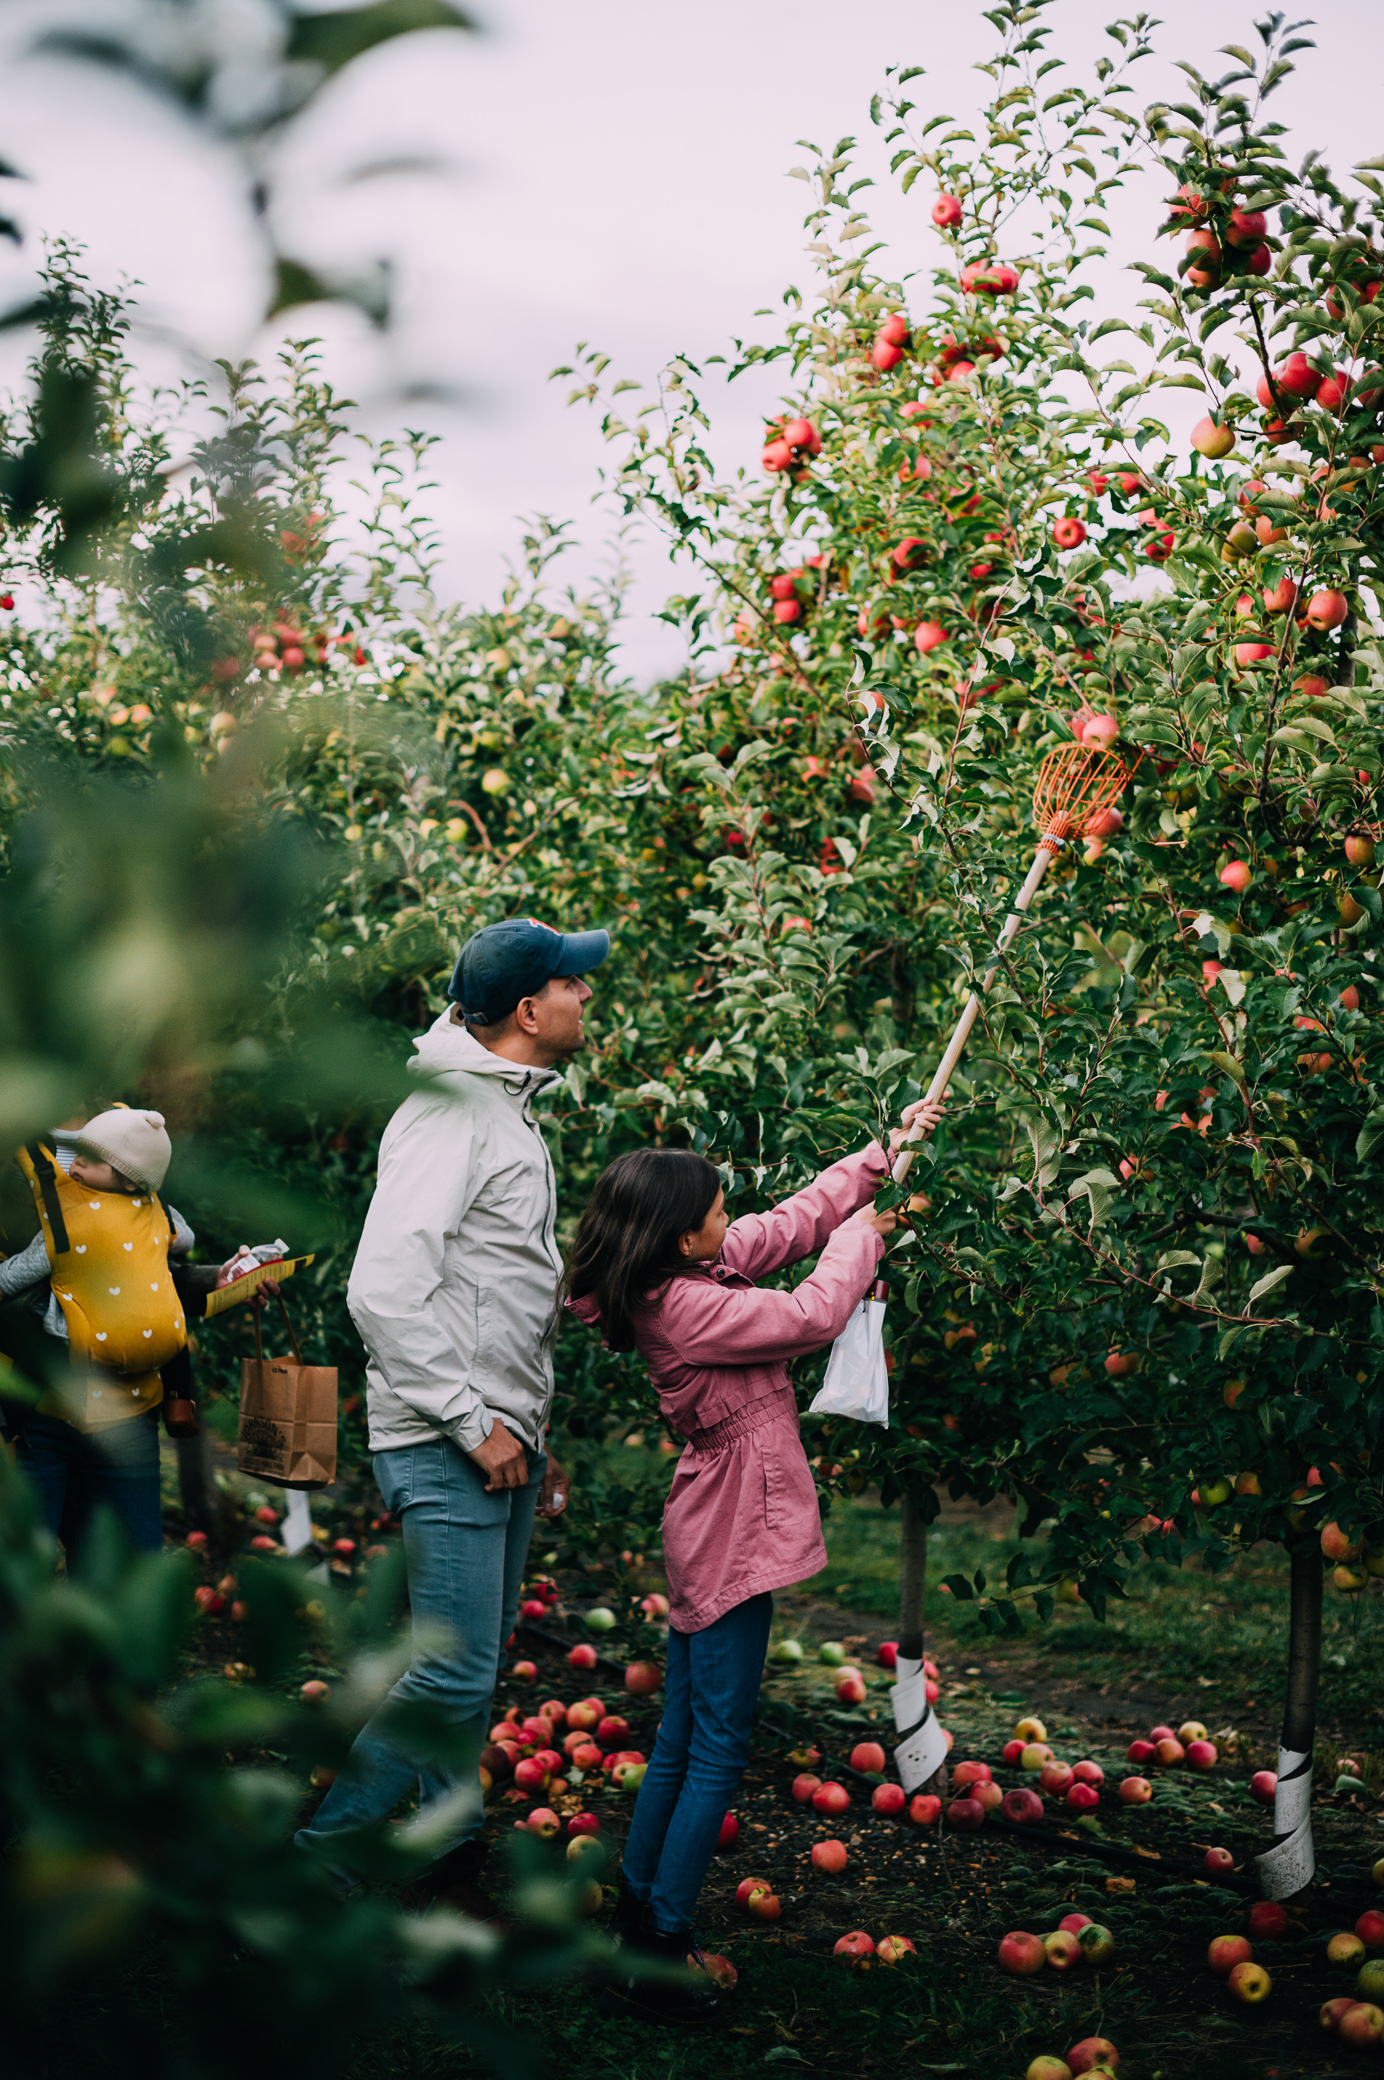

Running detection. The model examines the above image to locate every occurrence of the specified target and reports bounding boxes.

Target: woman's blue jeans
[620,1591,773,1934]
[16,1409,163,1558]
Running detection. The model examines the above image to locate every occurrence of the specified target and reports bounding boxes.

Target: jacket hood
[409,1010,563,1091]
[566,1291,601,1325]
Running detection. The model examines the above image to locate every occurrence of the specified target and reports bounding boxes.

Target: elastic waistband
[685,1386,795,1456]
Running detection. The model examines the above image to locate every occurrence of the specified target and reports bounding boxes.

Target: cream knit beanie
[76,1108,172,1193]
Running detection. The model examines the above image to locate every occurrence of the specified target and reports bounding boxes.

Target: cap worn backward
[447,918,610,1023]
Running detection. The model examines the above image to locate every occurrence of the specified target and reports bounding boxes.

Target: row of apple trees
[561,0,1384,1699]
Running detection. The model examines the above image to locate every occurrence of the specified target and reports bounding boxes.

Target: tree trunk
[892,1487,948,1793]
[1255,1539,1322,1900]
[898,1487,927,1663]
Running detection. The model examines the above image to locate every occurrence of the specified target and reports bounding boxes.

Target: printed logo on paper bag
[240,1413,289,1471]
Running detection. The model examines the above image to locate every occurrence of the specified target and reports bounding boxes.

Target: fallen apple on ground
[1248,1900,1287,1941]
[1321,1996,1356,2032]
[908,1793,942,1826]
[1342,1999,1384,2046]
[811,1839,849,1875]
[1118,1777,1152,1805]
[947,1797,985,1831]
[1228,1960,1272,2004]
[1328,1932,1367,1966]
[1204,1847,1234,1874]
[735,1877,767,1907]
[1357,1909,1384,1949]
[689,1951,737,1989]
[1059,1913,1092,1935]
[792,1773,822,1804]
[851,1741,887,1775]
[1001,1787,1044,1826]
[833,1931,875,1963]
[875,1934,916,1965]
[1208,1934,1253,1977]
[1076,1924,1115,1966]
[998,1929,1047,1976]
[813,1782,851,1816]
[1067,2037,1120,2074]
[1358,1959,1384,2003]
[716,1813,739,1849]
[1249,1769,1278,1805]
[1027,2061,1074,2080]
[1044,1930,1082,1971]
[747,1888,781,1921]
[872,1783,907,1815]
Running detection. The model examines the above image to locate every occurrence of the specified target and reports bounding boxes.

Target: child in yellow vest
[2,1107,196,1556]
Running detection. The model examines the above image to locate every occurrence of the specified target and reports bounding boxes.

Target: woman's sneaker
[595,1923,724,2028]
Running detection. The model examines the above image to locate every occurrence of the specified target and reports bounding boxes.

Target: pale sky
[0,0,1379,679]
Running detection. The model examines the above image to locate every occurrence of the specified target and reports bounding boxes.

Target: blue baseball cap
[448,917,610,1024]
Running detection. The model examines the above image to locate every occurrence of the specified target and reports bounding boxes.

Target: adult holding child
[566,1096,945,2026]
[296,917,608,1918]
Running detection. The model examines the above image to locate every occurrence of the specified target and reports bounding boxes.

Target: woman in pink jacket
[566,1098,941,2025]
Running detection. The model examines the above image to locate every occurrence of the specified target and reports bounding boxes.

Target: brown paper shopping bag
[236,1296,338,1490]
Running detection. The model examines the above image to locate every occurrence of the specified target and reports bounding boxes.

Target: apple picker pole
[1255,1541,1322,1899]
[893,743,1136,1186]
[889,745,1136,1797]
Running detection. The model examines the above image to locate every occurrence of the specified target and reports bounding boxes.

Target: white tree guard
[892,1654,949,1792]
[1254,1746,1315,1899]
[282,1487,314,1556]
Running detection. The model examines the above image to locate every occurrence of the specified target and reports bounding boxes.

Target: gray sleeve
[0,1231,50,1297]
[168,1205,195,1254]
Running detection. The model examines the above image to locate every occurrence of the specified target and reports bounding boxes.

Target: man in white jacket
[296,916,608,1916]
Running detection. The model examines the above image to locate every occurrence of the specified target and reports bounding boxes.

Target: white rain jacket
[348,1012,564,1455]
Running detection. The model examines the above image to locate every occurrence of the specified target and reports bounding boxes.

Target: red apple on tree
[1053,517,1087,549]
[1219,860,1252,892]
[932,195,963,228]
[1191,416,1235,458]
[1307,588,1349,630]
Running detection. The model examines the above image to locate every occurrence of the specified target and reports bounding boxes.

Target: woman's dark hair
[566,1148,722,1352]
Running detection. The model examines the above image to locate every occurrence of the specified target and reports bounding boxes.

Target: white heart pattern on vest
[108,1287,121,1295]
[76,1244,87,1253]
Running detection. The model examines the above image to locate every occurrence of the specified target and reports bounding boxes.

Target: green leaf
[286,0,472,80]
[1247,1263,1294,1308]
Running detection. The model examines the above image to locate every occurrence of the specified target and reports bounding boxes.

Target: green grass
[804,1492,1384,1740]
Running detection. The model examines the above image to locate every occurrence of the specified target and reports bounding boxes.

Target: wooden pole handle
[893,841,1059,1183]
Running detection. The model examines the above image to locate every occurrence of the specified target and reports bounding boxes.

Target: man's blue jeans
[296,1435,544,1876]
[16,1409,163,1558]
[621,1591,773,1934]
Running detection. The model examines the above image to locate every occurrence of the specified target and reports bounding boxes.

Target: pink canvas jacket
[569,1144,889,1632]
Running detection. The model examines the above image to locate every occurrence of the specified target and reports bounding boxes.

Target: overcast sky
[0,0,1379,678]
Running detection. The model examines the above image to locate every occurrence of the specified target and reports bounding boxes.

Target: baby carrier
[16,1142,186,1426]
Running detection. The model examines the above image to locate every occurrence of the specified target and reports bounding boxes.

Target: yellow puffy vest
[16,1144,186,1427]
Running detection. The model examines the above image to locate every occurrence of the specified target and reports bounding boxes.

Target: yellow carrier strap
[202,1254,314,1320]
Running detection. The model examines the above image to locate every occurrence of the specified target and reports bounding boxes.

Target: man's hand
[468,1417,530,1492]
[852,1205,901,1238]
[537,1452,570,1519]
[888,1097,947,1154]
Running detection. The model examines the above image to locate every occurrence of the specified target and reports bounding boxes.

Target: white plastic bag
[809,1279,889,1426]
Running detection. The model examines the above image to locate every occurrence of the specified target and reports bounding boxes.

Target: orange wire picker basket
[894,743,1140,1180]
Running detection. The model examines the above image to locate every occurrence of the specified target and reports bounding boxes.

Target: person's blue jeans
[296,1435,544,1878]
[621,1591,773,1934]
[16,1409,163,1558]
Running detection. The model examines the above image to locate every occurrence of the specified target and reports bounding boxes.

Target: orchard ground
[165,1438,1384,2080]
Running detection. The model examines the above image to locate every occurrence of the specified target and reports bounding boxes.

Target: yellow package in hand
[17,1143,187,1373]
